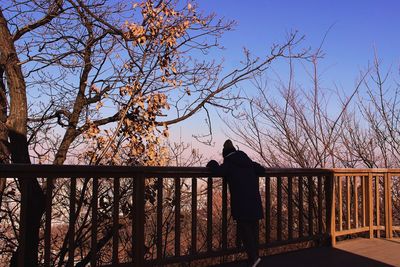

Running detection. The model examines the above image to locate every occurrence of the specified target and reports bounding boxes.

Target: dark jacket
[207,150,264,221]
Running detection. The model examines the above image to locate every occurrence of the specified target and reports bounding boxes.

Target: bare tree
[0,0,307,265]
[225,43,370,169]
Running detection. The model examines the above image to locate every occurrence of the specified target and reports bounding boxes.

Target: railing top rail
[332,168,400,174]
[0,164,334,178]
[0,164,211,178]
[2,164,400,178]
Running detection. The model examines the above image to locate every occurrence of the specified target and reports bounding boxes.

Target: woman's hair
[222,139,236,157]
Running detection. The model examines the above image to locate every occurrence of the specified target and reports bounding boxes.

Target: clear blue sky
[198,0,400,85]
[170,0,400,156]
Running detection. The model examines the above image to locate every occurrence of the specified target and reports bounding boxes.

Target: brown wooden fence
[1,165,398,266]
[330,169,400,245]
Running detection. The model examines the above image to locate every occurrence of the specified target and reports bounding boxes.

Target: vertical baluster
[112,177,120,264]
[288,176,293,240]
[174,177,181,256]
[44,178,53,267]
[299,176,304,238]
[256,176,260,248]
[346,176,351,230]
[222,177,228,250]
[235,224,240,249]
[328,173,336,246]
[338,177,343,232]
[91,177,98,267]
[386,173,393,238]
[354,176,358,229]
[207,177,213,252]
[384,173,389,238]
[17,179,28,267]
[67,177,76,267]
[277,176,282,241]
[368,173,373,239]
[362,176,366,227]
[317,175,323,234]
[133,175,145,267]
[375,176,380,238]
[308,176,314,236]
[265,176,271,243]
[191,177,197,254]
[156,177,163,260]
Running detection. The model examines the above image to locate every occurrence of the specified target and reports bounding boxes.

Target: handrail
[332,168,400,173]
[0,164,332,177]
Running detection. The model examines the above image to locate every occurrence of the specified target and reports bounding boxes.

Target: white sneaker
[251,257,261,267]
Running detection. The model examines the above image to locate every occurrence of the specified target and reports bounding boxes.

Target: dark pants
[237,220,259,263]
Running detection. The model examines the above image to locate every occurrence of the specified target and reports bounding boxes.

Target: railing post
[191,177,197,255]
[326,171,336,246]
[288,176,293,240]
[207,176,213,252]
[222,177,228,251]
[44,178,53,267]
[17,179,28,267]
[362,176,366,227]
[298,176,304,238]
[308,176,314,237]
[156,177,163,260]
[346,176,351,230]
[375,176,380,238]
[112,177,121,264]
[67,177,76,267]
[317,176,323,236]
[174,177,181,257]
[133,175,145,267]
[388,173,393,238]
[368,172,374,239]
[338,176,342,232]
[265,176,271,244]
[384,172,393,238]
[91,177,99,267]
[17,179,44,267]
[354,176,358,228]
[277,176,282,241]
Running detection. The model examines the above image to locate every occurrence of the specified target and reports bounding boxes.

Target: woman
[207,139,264,267]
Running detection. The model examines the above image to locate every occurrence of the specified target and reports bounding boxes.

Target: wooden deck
[213,238,400,267]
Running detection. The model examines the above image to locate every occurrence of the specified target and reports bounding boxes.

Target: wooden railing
[0,165,333,267]
[2,166,399,266]
[330,169,400,245]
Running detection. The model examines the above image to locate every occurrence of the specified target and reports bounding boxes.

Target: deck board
[212,238,400,267]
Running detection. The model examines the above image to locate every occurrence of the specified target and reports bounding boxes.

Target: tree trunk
[0,62,9,222]
[0,10,45,267]
[0,66,9,162]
